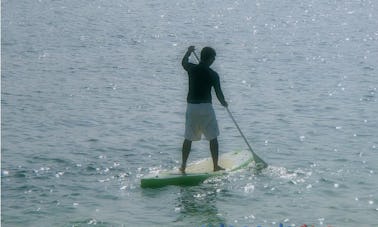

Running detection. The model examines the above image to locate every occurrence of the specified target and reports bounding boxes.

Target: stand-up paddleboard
[141,150,253,188]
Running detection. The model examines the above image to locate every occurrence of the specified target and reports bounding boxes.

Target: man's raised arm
[182,46,195,71]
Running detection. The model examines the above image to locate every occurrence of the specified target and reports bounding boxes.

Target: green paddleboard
[140,150,253,188]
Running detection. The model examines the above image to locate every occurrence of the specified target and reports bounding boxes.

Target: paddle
[192,50,268,170]
[225,107,268,169]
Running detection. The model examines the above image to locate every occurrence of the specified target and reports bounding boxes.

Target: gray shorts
[185,103,219,141]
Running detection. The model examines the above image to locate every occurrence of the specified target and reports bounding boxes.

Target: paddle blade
[250,150,267,170]
[254,156,268,170]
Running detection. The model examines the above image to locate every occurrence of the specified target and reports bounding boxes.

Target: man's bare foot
[214,165,225,172]
[179,166,186,174]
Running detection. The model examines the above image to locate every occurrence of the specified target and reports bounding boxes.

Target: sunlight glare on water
[2,0,378,226]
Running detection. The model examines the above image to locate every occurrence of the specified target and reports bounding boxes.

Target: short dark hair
[200,47,216,61]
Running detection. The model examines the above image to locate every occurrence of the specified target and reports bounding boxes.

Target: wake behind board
[140,150,253,188]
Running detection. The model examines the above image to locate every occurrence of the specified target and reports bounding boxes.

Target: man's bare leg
[210,138,225,171]
[180,139,192,174]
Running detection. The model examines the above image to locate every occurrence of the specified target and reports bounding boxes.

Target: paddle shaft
[193,51,200,63]
[191,49,267,169]
[226,107,255,153]
[226,108,267,168]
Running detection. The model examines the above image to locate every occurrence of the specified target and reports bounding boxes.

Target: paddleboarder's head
[200,47,216,66]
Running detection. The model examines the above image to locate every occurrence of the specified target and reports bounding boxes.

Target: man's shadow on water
[174,183,227,226]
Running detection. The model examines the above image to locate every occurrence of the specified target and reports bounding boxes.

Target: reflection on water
[175,185,226,226]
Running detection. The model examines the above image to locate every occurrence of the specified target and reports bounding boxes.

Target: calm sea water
[2,0,378,226]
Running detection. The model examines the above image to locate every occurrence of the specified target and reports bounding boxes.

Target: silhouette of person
[180,46,228,174]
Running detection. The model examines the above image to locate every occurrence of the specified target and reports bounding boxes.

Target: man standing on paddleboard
[180,46,228,174]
